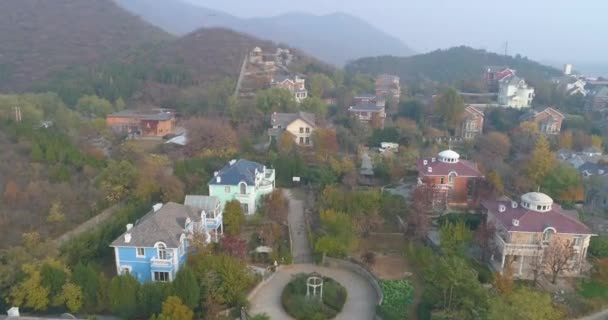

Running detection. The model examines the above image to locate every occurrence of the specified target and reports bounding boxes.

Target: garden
[376,279,415,320]
[281,273,347,320]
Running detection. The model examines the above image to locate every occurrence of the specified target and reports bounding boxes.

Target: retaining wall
[322,256,383,305]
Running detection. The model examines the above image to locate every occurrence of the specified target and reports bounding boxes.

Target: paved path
[249,190,377,319]
[249,264,377,320]
[284,190,312,263]
[577,308,608,320]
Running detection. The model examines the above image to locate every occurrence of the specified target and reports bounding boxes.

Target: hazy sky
[187,0,607,66]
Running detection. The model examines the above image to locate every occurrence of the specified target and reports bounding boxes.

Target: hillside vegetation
[345,46,562,87]
[0,0,171,91]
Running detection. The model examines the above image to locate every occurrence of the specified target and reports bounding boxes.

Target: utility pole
[504,41,509,57]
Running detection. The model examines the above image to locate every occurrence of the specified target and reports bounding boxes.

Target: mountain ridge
[115,0,415,65]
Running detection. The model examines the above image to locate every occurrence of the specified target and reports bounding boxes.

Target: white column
[500,254,506,271]
[519,256,524,276]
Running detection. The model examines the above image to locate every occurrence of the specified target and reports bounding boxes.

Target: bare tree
[529,253,545,286]
[408,184,434,239]
[543,238,577,284]
[474,220,496,262]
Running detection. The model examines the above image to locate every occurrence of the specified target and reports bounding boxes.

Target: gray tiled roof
[209,159,265,186]
[110,203,198,248]
[108,109,174,121]
[184,195,220,212]
[271,111,316,128]
[349,102,384,112]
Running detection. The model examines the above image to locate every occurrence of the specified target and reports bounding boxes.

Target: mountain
[345,46,562,86]
[115,0,415,65]
[0,0,172,92]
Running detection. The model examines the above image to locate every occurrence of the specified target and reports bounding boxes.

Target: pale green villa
[209,159,275,215]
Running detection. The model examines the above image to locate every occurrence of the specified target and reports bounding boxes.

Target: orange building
[106,109,175,137]
[416,150,485,210]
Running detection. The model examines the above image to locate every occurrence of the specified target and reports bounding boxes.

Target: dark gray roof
[110,203,198,248]
[271,111,316,128]
[349,103,384,112]
[209,159,265,186]
[184,195,220,212]
[108,109,174,121]
[579,162,608,176]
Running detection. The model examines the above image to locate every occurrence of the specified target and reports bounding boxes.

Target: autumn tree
[264,190,288,225]
[223,200,245,236]
[440,220,473,256]
[55,283,83,313]
[3,179,20,206]
[408,184,434,239]
[219,235,248,260]
[558,130,573,149]
[155,296,193,320]
[485,171,505,195]
[435,87,466,130]
[9,263,50,311]
[183,117,238,157]
[47,200,65,223]
[475,221,496,261]
[542,164,583,203]
[543,238,577,284]
[475,132,511,162]
[488,286,562,320]
[277,132,296,155]
[525,135,556,186]
[312,128,339,161]
[99,160,138,204]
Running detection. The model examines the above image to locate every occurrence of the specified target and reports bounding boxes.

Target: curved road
[249,190,377,319]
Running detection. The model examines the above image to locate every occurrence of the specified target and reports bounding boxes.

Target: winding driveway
[248,190,377,319]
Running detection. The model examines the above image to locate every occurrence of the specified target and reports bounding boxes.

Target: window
[299,127,304,133]
[225,186,230,192]
[154,271,170,282]
[299,137,304,144]
[241,203,249,213]
[573,236,582,247]
[239,182,247,195]
[136,247,145,258]
[305,137,310,145]
[543,229,555,243]
[305,127,310,133]
[157,243,167,260]
[440,177,445,184]
[448,172,456,185]
[120,266,132,275]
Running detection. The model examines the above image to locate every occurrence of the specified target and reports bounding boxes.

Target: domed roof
[438,150,460,163]
[521,192,553,205]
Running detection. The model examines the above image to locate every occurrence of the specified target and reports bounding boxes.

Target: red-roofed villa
[483,192,595,279]
[416,150,485,210]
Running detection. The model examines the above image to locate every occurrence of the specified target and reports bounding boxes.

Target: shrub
[589,235,608,258]
[376,279,414,320]
[281,273,347,320]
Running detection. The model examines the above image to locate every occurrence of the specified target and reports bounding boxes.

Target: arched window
[239,182,247,195]
[448,172,457,185]
[542,228,555,243]
[156,243,167,260]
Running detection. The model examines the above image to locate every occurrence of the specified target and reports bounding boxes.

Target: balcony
[150,253,173,267]
[204,214,222,230]
[494,234,542,256]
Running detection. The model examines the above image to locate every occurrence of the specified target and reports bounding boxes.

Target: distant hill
[0,0,171,92]
[345,46,562,87]
[115,0,415,65]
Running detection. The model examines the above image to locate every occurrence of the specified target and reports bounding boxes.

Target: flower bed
[376,279,414,320]
[281,273,347,319]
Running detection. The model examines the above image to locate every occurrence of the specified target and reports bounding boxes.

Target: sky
[187,0,608,72]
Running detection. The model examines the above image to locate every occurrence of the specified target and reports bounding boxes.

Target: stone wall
[322,256,383,305]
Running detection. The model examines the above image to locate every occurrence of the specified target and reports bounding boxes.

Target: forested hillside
[345,46,562,88]
[0,0,171,91]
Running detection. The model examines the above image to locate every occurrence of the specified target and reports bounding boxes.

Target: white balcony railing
[494,234,542,256]
[150,254,173,267]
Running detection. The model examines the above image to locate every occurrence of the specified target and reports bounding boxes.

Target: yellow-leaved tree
[525,135,556,186]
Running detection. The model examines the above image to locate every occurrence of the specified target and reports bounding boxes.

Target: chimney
[124,233,132,243]
[499,204,506,212]
[153,203,163,212]
[126,223,133,231]
[511,201,518,209]
[431,157,436,163]
[427,167,432,173]
[216,176,221,183]
[229,159,237,166]
[214,171,219,177]
[512,219,520,227]
[423,159,428,165]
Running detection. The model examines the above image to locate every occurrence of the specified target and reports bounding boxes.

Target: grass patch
[578,280,608,300]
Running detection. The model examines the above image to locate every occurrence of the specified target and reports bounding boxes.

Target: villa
[209,159,275,215]
[110,202,221,283]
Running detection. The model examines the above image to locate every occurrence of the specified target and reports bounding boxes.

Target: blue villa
[110,198,223,283]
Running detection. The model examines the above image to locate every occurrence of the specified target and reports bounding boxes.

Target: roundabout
[281,272,347,319]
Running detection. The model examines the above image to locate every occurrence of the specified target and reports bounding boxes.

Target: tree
[558,131,573,149]
[278,132,296,155]
[256,88,297,113]
[47,200,65,223]
[40,260,68,298]
[476,132,511,162]
[592,135,603,149]
[312,128,339,160]
[543,238,577,284]
[264,190,288,225]
[55,283,83,313]
[309,73,335,98]
[440,220,473,256]
[300,97,328,118]
[475,222,496,262]
[525,135,556,186]
[3,179,20,206]
[72,264,101,313]
[223,200,245,235]
[138,281,171,318]
[541,164,583,203]
[485,171,505,195]
[108,274,140,319]
[183,117,238,157]
[99,160,138,203]
[399,99,425,124]
[76,95,114,117]
[488,287,562,320]
[595,258,608,286]
[9,263,50,311]
[361,251,376,268]
[251,313,271,320]
[158,296,193,320]
[408,184,433,239]
[435,88,465,130]
[173,267,200,310]
[219,235,248,260]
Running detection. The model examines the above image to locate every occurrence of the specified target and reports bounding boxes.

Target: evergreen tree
[223,200,245,235]
[108,274,140,319]
[172,267,200,310]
